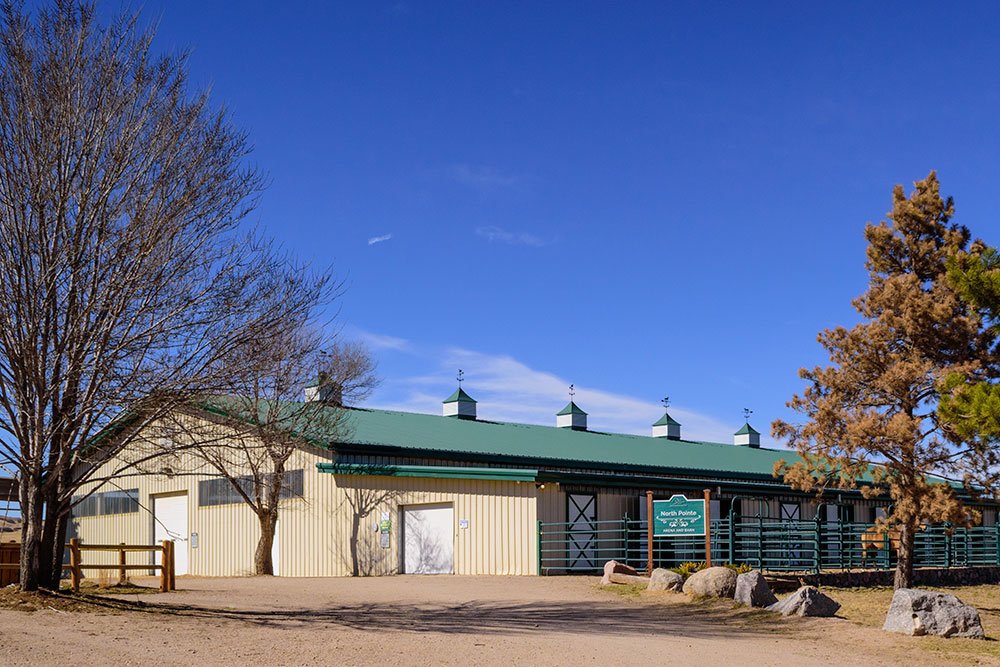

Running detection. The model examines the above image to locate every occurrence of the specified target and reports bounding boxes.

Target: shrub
[670,561,706,579]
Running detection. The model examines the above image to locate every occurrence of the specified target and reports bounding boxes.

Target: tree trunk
[18,478,44,591]
[349,509,361,577]
[43,510,70,589]
[37,486,64,589]
[893,521,916,590]
[254,509,277,575]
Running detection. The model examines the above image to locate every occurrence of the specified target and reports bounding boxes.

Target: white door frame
[152,492,189,576]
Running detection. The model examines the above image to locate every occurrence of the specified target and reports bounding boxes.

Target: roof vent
[734,409,760,447]
[557,384,587,430]
[652,412,681,439]
[652,397,681,439]
[443,373,477,419]
[304,374,342,405]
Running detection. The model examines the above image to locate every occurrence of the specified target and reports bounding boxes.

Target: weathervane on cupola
[734,407,761,448]
[442,369,477,420]
[652,395,681,439]
[557,384,587,430]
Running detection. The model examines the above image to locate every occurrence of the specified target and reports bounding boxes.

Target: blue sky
[131,1,1000,445]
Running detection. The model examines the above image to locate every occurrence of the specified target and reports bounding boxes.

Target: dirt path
[0,576,994,666]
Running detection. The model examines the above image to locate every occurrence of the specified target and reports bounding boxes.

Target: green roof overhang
[317,462,538,482]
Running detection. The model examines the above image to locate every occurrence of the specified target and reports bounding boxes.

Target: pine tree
[772,172,998,589]
[938,245,1000,486]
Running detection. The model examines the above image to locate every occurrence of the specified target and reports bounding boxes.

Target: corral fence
[0,540,177,592]
[68,538,176,593]
[538,511,1000,575]
[0,543,19,586]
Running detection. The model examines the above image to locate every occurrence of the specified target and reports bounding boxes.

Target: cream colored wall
[72,416,542,576]
[330,475,538,576]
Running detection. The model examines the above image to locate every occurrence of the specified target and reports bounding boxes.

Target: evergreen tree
[938,245,1000,486]
[773,172,998,589]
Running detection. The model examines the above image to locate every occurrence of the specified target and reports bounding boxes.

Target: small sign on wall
[380,531,390,549]
[459,519,469,529]
[190,532,198,548]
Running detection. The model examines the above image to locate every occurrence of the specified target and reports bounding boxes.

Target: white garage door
[402,503,454,574]
[153,493,189,575]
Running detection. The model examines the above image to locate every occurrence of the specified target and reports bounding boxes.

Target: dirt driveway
[0,575,994,666]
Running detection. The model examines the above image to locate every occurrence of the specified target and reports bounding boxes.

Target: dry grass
[601,579,1000,662]
[830,584,1000,662]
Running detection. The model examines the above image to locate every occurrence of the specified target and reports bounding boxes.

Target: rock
[882,588,984,639]
[600,560,639,586]
[734,571,778,607]
[607,573,650,586]
[682,566,737,598]
[767,586,840,617]
[648,568,684,592]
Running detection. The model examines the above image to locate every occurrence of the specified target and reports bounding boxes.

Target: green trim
[653,411,680,427]
[557,401,587,416]
[735,423,760,436]
[330,441,783,483]
[317,462,539,482]
[443,388,477,404]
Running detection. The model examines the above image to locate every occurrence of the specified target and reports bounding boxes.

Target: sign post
[646,490,653,574]
[704,489,712,567]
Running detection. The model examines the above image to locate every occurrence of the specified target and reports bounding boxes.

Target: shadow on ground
[103,597,776,638]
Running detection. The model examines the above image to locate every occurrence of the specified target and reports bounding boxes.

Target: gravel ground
[0,575,995,666]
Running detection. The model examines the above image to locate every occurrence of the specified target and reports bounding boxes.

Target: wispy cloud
[368,233,392,245]
[476,225,547,247]
[350,328,411,352]
[450,164,518,189]
[364,344,762,445]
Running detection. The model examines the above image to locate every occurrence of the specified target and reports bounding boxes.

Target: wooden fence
[0,543,18,586]
[68,538,176,593]
[0,540,177,593]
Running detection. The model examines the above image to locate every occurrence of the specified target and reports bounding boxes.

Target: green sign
[379,519,391,531]
[653,495,706,537]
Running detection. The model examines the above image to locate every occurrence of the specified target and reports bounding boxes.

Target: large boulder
[600,560,639,586]
[734,571,778,607]
[682,566,737,598]
[648,568,684,592]
[882,588,984,639]
[767,586,840,617]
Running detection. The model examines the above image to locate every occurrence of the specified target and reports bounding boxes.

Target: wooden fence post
[646,490,653,573]
[118,543,127,586]
[160,541,169,593]
[168,540,176,591]
[69,538,81,593]
[703,489,712,567]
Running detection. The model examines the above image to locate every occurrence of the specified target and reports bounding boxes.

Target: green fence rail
[537,514,1000,575]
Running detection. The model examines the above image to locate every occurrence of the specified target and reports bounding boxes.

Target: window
[71,489,139,518]
[198,470,304,507]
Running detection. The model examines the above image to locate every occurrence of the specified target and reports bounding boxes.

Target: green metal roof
[653,411,681,427]
[309,404,791,480]
[735,423,760,436]
[556,401,587,416]
[184,398,967,491]
[442,387,477,404]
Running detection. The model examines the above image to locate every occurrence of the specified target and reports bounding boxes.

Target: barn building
[70,382,999,577]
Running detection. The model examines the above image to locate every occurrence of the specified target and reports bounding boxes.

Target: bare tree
[0,1,329,589]
[165,331,377,576]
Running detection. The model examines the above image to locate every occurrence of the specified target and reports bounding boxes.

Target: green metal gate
[537,510,1000,575]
